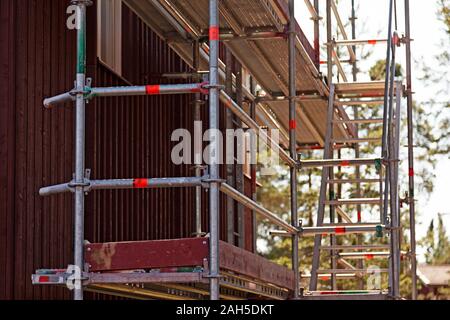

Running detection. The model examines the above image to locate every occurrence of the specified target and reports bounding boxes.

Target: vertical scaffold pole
[73,0,88,301]
[313,0,320,71]
[235,61,245,249]
[288,0,299,299]
[250,99,257,253]
[388,80,402,298]
[382,0,395,225]
[404,0,418,300]
[225,48,235,244]
[326,0,333,84]
[193,40,204,237]
[381,0,394,157]
[208,0,220,300]
[350,0,364,290]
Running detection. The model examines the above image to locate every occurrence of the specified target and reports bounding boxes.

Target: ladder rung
[299,224,384,236]
[321,223,383,229]
[320,245,391,251]
[338,252,390,259]
[324,198,382,205]
[328,178,383,184]
[333,118,383,124]
[317,269,389,274]
[332,138,382,144]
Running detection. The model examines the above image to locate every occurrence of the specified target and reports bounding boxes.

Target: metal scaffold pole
[225,48,235,244]
[309,0,333,292]
[382,0,395,158]
[350,0,365,291]
[193,40,204,238]
[313,0,320,71]
[73,0,89,301]
[391,82,402,298]
[382,0,395,225]
[288,0,300,299]
[208,0,220,300]
[404,0,418,300]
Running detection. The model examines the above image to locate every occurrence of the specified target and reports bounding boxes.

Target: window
[97,0,122,75]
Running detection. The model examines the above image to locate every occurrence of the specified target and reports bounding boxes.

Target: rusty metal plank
[85,238,209,272]
[219,241,295,290]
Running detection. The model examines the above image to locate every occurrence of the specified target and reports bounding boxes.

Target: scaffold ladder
[301,0,409,300]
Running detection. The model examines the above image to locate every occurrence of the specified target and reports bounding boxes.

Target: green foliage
[419,214,450,265]
[438,0,450,34]
[369,59,402,81]
[257,0,450,297]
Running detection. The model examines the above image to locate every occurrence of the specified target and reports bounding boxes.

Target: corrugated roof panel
[126,0,350,146]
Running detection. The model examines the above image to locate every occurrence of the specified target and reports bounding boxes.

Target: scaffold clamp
[70,0,93,6]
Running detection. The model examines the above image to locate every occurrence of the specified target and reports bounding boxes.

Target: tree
[420,214,450,265]
[258,0,450,297]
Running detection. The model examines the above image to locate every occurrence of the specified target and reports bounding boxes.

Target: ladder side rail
[382,33,400,225]
[309,84,336,290]
[350,0,365,290]
[389,82,403,297]
[386,41,399,296]
[330,164,337,289]
[404,0,418,300]
[381,0,395,157]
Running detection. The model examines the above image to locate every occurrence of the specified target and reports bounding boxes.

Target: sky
[295,0,450,262]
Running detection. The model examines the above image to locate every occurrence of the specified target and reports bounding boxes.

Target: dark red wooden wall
[0,0,253,300]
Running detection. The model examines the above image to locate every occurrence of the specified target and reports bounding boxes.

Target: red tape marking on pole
[392,34,400,46]
[133,179,149,189]
[409,168,414,177]
[38,276,50,283]
[365,254,374,260]
[289,120,296,130]
[341,160,350,166]
[357,211,362,222]
[146,85,160,95]
[368,40,377,45]
[335,227,346,234]
[209,26,220,41]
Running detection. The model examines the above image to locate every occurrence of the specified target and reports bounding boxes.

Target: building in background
[417,265,450,299]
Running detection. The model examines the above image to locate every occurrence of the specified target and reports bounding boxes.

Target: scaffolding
[32,0,417,300]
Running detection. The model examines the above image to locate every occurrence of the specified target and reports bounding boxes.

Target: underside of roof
[417,265,450,286]
[124,0,352,149]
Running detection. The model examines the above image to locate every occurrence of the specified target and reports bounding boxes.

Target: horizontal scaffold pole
[300,158,382,168]
[270,224,385,237]
[32,271,204,286]
[219,183,298,233]
[201,31,286,42]
[330,39,388,46]
[219,90,297,168]
[39,177,206,196]
[43,83,208,108]
[317,269,389,274]
[320,245,390,251]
